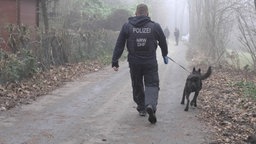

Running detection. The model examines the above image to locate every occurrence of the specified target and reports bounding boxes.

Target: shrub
[0,49,36,83]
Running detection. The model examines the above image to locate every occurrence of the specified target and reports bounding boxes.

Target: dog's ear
[193,67,195,72]
[198,69,201,73]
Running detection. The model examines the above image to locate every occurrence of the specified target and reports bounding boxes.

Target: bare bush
[188,0,236,64]
[235,0,256,70]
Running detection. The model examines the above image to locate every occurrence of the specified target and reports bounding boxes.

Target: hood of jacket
[128,16,151,27]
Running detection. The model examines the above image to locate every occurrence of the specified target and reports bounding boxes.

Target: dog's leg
[181,88,186,105]
[190,92,196,106]
[184,93,190,111]
[193,91,199,107]
[190,91,199,107]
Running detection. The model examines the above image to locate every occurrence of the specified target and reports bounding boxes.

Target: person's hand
[163,56,168,64]
[112,61,119,71]
[112,67,119,71]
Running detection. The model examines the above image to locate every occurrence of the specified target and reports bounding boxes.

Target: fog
[9,0,256,70]
[102,0,189,37]
[150,0,189,37]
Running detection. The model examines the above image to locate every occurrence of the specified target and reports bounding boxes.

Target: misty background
[0,1,256,143]
[0,0,256,83]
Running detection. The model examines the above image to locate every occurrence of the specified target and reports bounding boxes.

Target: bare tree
[235,0,256,70]
[188,0,235,64]
[188,0,205,45]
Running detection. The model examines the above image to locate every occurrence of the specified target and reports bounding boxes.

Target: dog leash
[167,56,190,73]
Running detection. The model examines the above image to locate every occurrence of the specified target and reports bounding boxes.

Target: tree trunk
[255,0,256,11]
[41,0,49,33]
[16,0,20,26]
[36,0,40,27]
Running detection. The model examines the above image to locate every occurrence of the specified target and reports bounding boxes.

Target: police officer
[112,3,168,124]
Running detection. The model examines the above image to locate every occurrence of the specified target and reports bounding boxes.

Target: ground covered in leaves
[197,65,256,143]
[1,57,256,143]
[0,61,103,111]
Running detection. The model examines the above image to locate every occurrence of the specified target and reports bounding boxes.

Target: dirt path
[0,41,211,144]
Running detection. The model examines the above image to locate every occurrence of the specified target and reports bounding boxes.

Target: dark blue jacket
[112,16,168,67]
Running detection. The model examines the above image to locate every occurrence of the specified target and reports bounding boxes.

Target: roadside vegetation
[188,0,256,143]
[0,0,131,110]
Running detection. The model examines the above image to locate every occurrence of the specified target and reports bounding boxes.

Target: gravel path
[0,41,211,144]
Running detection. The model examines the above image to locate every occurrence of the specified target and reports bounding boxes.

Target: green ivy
[234,81,256,99]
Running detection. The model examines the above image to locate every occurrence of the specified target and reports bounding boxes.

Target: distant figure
[174,28,180,45]
[163,27,170,39]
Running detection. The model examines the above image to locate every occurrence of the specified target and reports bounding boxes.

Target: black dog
[245,135,256,144]
[181,66,212,111]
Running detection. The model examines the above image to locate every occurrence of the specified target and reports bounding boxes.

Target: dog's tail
[201,66,212,80]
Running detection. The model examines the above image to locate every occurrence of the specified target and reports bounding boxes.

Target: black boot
[146,105,157,124]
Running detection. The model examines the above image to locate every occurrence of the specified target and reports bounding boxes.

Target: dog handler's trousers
[129,63,160,113]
